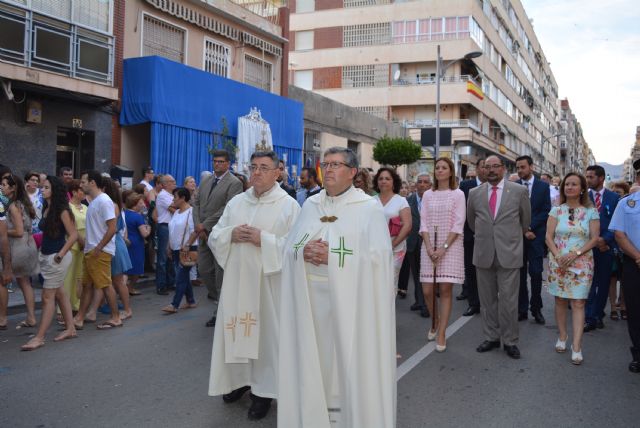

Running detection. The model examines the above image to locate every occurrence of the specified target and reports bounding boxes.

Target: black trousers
[463,238,480,308]
[398,245,425,308]
[622,256,640,351]
[518,239,544,314]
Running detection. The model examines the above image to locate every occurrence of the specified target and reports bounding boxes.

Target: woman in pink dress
[420,157,466,352]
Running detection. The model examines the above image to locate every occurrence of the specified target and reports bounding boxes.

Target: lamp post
[435,45,483,159]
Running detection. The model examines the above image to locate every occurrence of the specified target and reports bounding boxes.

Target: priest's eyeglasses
[320,161,351,170]
[249,165,278,173]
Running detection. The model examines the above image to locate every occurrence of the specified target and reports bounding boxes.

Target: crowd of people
[1,148,640,427]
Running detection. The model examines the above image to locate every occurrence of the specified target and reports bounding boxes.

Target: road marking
[396,315,475,381]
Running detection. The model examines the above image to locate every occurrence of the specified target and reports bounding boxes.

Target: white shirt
[156,189,174,224]
[168,207,194,250]
[487,178,506,219]
[376,193,410,252]
[84,192,116,255]
[140,180,153,192]
[521,175,534,197]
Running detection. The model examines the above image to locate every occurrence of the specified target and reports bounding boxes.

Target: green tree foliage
[372,136,422,168]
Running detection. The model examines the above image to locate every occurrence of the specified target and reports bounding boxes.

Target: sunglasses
[568,208,575,222]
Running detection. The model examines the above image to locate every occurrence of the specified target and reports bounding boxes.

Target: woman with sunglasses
[546,172,600,365]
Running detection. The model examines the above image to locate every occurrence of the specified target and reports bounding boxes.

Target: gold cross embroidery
[320,216,338,222]
[225,316,237,342]
[239,312,257,337]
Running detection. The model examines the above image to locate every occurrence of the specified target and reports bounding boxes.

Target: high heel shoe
[427,329,437,341]
[571,345,583,365]
[555,336,567,353]
[435,339,447,352]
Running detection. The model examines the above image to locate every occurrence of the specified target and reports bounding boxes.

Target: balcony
[392,74,480,87]
[404,118,480,132]
[224,0,287,25]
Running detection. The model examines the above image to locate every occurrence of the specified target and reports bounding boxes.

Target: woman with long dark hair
[0,174,39,329]
[22,176,78,351]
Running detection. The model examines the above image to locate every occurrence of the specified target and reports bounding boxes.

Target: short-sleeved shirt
[85,192,116,255]
[609,192,640,251]
[168,207,194,251]
[156,189,174,224]
[376,193,410,252]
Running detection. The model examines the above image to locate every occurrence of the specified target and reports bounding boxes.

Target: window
[142,14,186,63]
[295,30,314,51]
[342,65,388,88]
[244,55,272,92]
[343,23,391,47]
[296,0,315,13]
[294,70,313,90]
[0,12,26,61]
[203,38,230,77]
[74,0,111,33]
[34,25,71,66]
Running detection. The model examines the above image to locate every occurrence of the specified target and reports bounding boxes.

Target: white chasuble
[208,183,300,398]
[278,187,397,428]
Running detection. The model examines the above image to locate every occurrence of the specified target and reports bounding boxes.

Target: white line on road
[396,314,475,381]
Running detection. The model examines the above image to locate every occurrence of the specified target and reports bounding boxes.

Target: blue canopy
[120,56,303,183]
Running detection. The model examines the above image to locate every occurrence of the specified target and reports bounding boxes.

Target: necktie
[207,176,220,199]
[489,186,498,218]
[595,192,601,211]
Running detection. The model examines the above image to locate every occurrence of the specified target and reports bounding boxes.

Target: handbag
[179,209,198,267]
[388,216,402,237]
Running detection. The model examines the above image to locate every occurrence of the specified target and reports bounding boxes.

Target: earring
[580,191,584,195]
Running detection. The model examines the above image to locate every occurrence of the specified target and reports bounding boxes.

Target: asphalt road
[1,282,638,428]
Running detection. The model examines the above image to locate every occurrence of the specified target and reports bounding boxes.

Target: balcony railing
[224,0,287,25]
[392,74,480,87]
[403,119,480,132]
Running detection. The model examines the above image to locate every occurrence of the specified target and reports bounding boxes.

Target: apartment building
[623,126,640,183]
[289,0,561,179]
[0,0,122,176]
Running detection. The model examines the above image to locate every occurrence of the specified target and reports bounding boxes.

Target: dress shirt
[476,177,482,187]
[522,176,534,197]
[156,189,174,224]
[590,188,604,209]
[487,178,506,218]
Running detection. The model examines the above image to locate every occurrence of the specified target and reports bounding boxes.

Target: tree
[372,136,422,169]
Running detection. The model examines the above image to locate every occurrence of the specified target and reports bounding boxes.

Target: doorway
[56,127,95,178]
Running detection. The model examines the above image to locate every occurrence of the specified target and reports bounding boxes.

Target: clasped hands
[231,224,261,246]
[427,247,446,262]
[304,239,329,266]
[556,252,578,270]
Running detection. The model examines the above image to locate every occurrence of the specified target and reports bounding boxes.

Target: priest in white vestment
[279,147,397,428]
[208,150,300,420]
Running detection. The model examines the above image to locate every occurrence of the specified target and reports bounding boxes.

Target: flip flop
[162,305,178,314]
[120,311,133,321]
[21,339,45,351]
[179,303,198,309]
[97,321,123,330]
[0,324,7,331]
[16,321,37,330]
[54,331,78,342]
[129,290,142,296]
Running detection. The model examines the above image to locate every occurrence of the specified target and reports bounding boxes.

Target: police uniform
[609,190,640,372]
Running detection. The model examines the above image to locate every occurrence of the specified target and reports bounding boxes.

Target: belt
[158,222,168,225]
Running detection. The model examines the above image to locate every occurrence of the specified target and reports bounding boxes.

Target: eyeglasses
[320,161,351,170]
[568,208,575,222]
[485,164,504,170]
[249,165,278,173]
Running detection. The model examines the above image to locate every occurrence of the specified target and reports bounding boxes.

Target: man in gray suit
[193,150,243,327]
[467,155,531,359]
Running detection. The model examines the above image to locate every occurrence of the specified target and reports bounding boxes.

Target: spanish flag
[467,81,484,100]
[316,159,323,186]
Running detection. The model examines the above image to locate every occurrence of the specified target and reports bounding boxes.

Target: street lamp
[435,45,483,159]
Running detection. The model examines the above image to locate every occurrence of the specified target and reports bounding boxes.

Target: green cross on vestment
[293,233,310,260]
[330,237,353,268]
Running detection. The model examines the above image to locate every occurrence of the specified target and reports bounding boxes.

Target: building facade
[623,126,640,183]
[289,0,561,179]
[0,0,122,176]
[557,98,593,177]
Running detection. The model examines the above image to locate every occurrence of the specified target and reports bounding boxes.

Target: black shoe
[248,394,272,420]
[476,340,501,353]
[596,319,605,329]
[463,306,480,317]
[156,289,169,295]
[222,386,250,403]
[206,316,216,327]
[420,308,430,318]
[630,360,640,373]
[503,344,521,359]
[456,293,468,301]
[410,303,421,311]
[518,312,528,321]
[532,311,545,325]
[583,322,597,332]
[397,290,407,299]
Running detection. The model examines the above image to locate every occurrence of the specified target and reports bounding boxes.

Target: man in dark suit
[278,160,297,199]
[585,165,620,331]
[193,150,243,327]
[516,155,551,324]
[458,158,486,316]
[398,173,430,317]
[296,167,322,206]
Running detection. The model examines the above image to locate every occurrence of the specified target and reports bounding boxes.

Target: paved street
[1,281,638,428]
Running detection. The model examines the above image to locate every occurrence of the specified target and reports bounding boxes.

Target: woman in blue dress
[545,172,600,365]
[124,192,151,295]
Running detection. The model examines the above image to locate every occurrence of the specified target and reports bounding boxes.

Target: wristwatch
[443,243,449,250]
[574,250,582,256]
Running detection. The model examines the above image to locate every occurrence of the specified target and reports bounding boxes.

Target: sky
[520,0,640,164]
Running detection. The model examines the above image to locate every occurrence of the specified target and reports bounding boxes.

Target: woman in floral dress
[546,172,600,365]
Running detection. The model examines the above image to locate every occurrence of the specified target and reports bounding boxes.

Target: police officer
[609,158,640,373]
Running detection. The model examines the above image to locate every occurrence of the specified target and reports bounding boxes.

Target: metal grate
[32,0,71,21]
[343,22,391,47]
[204,38,230,77]
[73,0,111,33]
[344,0,390,7]
[244,54,272,92]
[356,106,388,120]
[342,64,388,88]
[142,14,185,63]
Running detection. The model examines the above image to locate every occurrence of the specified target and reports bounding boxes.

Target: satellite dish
[393,70,401,81]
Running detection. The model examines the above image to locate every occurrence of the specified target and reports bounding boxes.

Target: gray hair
[417,173,431,181]
[251,150,279,167]
[200,171,212,181]
[324,147,359,169]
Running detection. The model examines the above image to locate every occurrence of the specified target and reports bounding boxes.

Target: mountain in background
[600,162,624,181]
